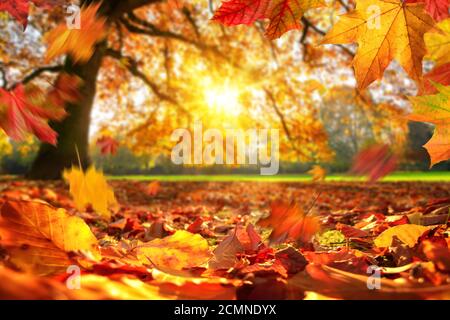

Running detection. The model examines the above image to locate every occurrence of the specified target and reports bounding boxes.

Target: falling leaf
[425,18,450,67]
[212,0,325,39]
[146,180,161,196]
[96,136,119,155]
[0,200,100,275]
[350,144,397,181]
[0,84,57,145]
[63,166,118,220]
[406,0,449,21]
[374,224,431,248]
[44,3,107,63]
[407,83,450,166]
[137,230,211,270]
[322,0,436,89]
[307,165,327,182]
[258,201,321,244]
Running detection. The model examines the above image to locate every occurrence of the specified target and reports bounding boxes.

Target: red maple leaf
[0,0,66,29]
[406,0,449,21]
[423,63,450,94]
[0,84,57,145]
[96,136,119,155]
[0,0,29,29]
[211,0,270,26]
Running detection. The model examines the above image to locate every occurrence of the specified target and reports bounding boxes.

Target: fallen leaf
[374,224,431,248]
[0,200,100,275]
[425,19,450,67]
[137,230,211,270]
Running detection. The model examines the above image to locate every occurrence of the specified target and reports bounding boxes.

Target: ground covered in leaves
[1,179,450,300]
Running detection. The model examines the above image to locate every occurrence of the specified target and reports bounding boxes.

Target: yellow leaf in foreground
[137,230,211,270]
[322,0,436,89]
[63,166,118,220]
[0,200,100,275]
[374,224,430,248]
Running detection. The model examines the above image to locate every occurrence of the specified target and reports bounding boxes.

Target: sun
[204,81,243,117]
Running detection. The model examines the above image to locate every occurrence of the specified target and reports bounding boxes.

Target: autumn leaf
[145,180,161,196]
[350,144,397,181]
[322,0,436,89]
[137,230,211,270]
[0,0,66,29]
[44,3,107,63]
[406,0,449,21]
[423,63,450,94]
[408,83,450,166]
[96,136,119,156]
[308,165,326,181]
[63,166,118,220]
[258,201,321,244]
[0,200,100,275]
[0,84,57,145]
[212,0,325,39]
[425,18,450,67]
[0,0,29,29]
[374,224,431,248]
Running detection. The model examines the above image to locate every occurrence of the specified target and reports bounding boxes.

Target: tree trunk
[27,46,106,180]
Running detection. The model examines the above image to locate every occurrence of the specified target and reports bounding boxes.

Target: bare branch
[301,17,355,58]
[265,89,306,158]
[15,65,64,89]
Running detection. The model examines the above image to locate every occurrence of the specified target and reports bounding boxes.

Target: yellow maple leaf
[44,3,107,63]
[408,83,450,166]
[137,230,211,270]
[425,19,450,67]
[0,200,100,275]
[322,0,436,89]
[63,166,117,220]
[374,224,430,248]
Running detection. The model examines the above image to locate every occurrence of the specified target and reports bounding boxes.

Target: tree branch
[13,65,64,89]
[104,48,181,107]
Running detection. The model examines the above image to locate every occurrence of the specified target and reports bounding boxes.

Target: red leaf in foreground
[350,144,397,182]
[0,85,57,145]
[96,136,119,155]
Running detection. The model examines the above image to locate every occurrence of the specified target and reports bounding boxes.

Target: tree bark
[27,46,106,180]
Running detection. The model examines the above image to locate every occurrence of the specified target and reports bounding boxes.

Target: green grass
[109,171,450,182]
